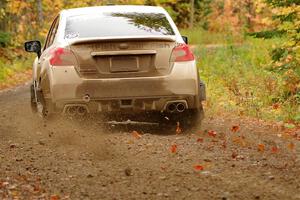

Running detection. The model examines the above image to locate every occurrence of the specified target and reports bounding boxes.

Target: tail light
[49,47,77,66]
[171,44,194,62]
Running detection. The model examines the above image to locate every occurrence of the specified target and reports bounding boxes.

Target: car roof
[62,5,167,17]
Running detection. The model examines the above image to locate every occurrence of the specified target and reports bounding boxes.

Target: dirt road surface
[0,85,299,200]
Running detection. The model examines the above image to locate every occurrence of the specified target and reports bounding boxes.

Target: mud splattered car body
[25,5,206,123]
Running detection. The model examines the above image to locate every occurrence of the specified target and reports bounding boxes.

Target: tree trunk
[36,0,43,38]
[37,0,43,27]
[190,0,194,29]
[0,0,7,31]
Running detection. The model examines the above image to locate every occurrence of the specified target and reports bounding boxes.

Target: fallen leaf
[272,103,280,109]
[231,151,238,159]
[50,195,60,200]
[33,184,40,192]
[231,125,240,133]
[287,142,295,151]
[194,165,204,171]
[127,140,134,144]
[124,167,132,176]
[176,122,182,134]
[170,144,177,153]
[257,144,265,152]
[160,166,167,172]
[132,131,142,139]
[271,146,279,153]
[208,130,217,137]
[197,138,204,143]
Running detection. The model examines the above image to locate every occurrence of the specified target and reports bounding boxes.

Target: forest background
[0,0,299,123]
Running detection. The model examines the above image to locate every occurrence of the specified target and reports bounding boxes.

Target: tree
[190,0,194,29]
[253,0,300,104]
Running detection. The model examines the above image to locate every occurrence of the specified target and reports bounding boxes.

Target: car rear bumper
[47,62,205,113]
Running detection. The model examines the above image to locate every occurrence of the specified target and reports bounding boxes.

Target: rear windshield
[65,12,175,39]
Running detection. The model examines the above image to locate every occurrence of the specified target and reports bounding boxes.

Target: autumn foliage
[0,0,299,122]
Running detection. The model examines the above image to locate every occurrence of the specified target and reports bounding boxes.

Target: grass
[182,27,299,123]
[0,49,33,86]
[0,59,32,81]
[180,27,244,45]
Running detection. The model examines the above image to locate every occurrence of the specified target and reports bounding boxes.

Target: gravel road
[0,85,299,200]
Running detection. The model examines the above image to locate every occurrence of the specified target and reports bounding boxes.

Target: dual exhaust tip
[64,94,90,116]
[166,102,187,113]
[64,105,88,116]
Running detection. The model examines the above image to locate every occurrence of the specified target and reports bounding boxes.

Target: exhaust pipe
[63,104,89,116]
[176,103,186,113]
[165,100,188,113]
[65,106,77,116]
[77,106,87,116]
[167,103,176,113]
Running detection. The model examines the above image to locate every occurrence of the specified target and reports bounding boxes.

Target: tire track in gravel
[0,85,299,200]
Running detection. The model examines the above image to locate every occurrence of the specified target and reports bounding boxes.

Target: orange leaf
[272,103,280,109]
[194,165,204,171]
[33,184,40,192]
[170,144,177,153]
[176,122,182,134]
[132,131,142,139]
[231,125,240,133]
[257,144,265,152]
[271,146,279,153]
[197,138,204,142]
[231,151,238,159]
[208,130,217,137]
[288,142,295,151]
[50,195,60,200]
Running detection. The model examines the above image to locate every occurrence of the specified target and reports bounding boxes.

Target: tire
[30,84,38,113]
[33,85,54,120]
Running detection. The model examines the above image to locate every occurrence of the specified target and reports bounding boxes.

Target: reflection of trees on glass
[110,12,175,35]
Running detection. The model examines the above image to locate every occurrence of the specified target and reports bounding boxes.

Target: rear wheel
[30,83,38,113]
[31,82,55,119]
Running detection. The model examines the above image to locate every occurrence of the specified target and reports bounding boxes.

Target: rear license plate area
[120,99,133,108]
[110,56,138,72]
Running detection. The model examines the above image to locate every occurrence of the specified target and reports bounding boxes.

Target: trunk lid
[69,37,176,78]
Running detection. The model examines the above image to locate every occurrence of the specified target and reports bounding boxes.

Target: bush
[188,30,299,122]
[0,31,10,47]
[251,1,300,105]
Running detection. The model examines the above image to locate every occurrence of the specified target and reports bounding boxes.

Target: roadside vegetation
[183,29,297,122]
[0,0,299,123]
[0,48,33,89]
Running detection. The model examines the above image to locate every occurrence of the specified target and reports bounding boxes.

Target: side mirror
[182,36,188,44]
[24,40,41,58]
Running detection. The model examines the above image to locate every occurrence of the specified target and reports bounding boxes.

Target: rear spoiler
[67,35,176,45]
